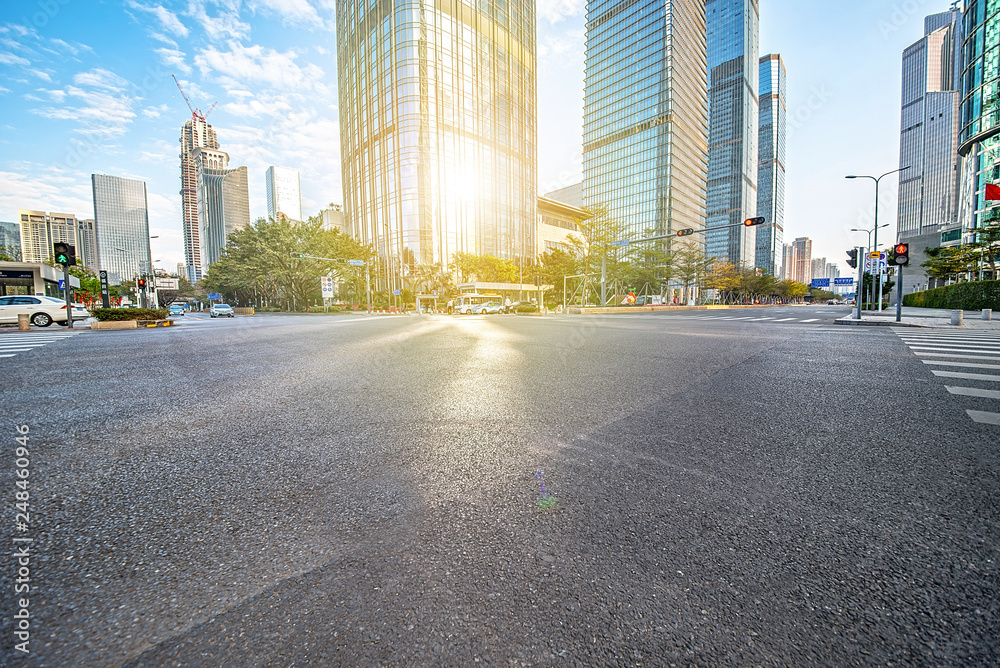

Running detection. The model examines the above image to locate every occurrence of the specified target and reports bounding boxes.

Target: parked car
[472,301,502,315]
[209,303,235,318]
[168,304,185,316]
[0,295,89,327]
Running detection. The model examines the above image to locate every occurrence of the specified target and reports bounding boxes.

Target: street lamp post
[845,167,909,311]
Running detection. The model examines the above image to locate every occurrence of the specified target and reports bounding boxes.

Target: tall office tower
[898,9,962,243]
[17,210,78,264]
[780,242,794,279]
[1,220,23,259]
[194,148,250,273]
[266,166,303,221]
[705,0,759,267]
[321,206,345,233]
[336,0,537,287]
[583,0,708,240]
[91,174,152,285]
[958,1,1000,247]
[811,257,827,279]
[76,218,99,272]
[790,236,812,284]
[756,54,786,275]
[544,182,585,209]
[180,114,220,283]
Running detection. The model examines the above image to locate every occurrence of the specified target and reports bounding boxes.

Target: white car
[210,303,235,318]
[0,295,90,327]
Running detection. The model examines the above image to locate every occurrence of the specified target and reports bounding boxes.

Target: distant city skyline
[0,1,971,277]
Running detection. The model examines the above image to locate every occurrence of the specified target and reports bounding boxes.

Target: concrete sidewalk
[836,308,999,329]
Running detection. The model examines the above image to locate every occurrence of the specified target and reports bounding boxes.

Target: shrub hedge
[902,280,1000,310]
[91,307,169,321]
[515,303,539,313]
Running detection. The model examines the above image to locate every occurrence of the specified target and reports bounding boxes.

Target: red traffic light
[743,217,765,226]
[137,278,146,288]
[894,243,907,255]
[891,243,909,266]
[676,228,695,236]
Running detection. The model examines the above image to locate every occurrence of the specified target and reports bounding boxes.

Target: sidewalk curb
[834,318,921,328]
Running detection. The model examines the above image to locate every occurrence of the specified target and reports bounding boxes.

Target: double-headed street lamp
[845,167,909,311]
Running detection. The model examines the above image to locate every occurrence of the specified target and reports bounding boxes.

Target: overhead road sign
[810,278,831,288]
[833,277,854,286]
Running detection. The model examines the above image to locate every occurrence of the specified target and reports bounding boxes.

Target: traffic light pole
[855,247,864,320]
[895,264,903,323]
[63,263,73,329]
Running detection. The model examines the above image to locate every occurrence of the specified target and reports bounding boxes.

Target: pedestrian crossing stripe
[894,328,1000,426]
[0,331,80,360]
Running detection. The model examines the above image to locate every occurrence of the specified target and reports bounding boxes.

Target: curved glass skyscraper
[958,0,1000,242]
[336,0,537,287]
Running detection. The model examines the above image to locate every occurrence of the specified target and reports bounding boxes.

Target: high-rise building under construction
[180,115,219,283]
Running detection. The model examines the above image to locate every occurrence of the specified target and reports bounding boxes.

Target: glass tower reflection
[336,0,537,287]
[705,0,758,267]
[756,54,785,276]
[583,0,708,240]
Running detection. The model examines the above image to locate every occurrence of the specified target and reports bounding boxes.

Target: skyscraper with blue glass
[336,0,537,290]
[756,54,785,276]
[958,1,1000,252]
[583,0,708,240]
[705,0,759,267]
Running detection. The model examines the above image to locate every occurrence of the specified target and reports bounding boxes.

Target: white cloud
[194,43,327,94]
[537,0,586,23]
[29,69,51,81]
[249,0,326,29]
[50,38,92,56]
[73,68,129,91]
[538,28,585,60]
[0,52,30,66]
[0,86,10,95]
[45,89,66,102]
[142,103,171,119]
[185,0,250,42]
[0,169,93,219]
[155,47,192,74]
[126,1,189,37]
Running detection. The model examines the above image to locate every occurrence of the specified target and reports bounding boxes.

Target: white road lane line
[773,318,797,321]
[800,319,819,322]
[931,370,1000,381]
[966,410,1000,425]
[915,352,1000,360]
[909,346,1000,355]
[923,360,1000,370]
[947,386,1000,399]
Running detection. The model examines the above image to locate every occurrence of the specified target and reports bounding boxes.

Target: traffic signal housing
[53,242,76,266]
[743,217,765,226]
[137,278,147,289]
[846,248,858,269]
[676,228,695,236]
[891,243,909,266]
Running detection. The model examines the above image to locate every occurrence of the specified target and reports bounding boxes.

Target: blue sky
[0,0,956,274]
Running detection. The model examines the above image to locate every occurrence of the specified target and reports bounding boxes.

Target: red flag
[986,183,1000,200]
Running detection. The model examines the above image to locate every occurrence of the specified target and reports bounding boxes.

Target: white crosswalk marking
[0,332,79,359]
[894,327,1000,426]
[800,318,819,323]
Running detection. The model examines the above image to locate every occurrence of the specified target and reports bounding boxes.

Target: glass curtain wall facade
[195,148,250,273]
[266,166,303,221]
[336,0,537,291]
[705,0,759,267]
[91,174,152,285]
[959,1,1000,246]
[756,53,785,276]
[583,0,708,240]
[898,10,962,242]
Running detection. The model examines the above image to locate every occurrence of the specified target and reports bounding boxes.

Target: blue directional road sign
[208,292,222,300]
[833,277,854,286]
[810,278,831,288]
[348,259,365,266]
[58,279,65,289]
[611,239,630,248]
[393,289,401,296]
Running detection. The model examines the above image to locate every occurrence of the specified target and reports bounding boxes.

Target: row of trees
[922,217,1000,284]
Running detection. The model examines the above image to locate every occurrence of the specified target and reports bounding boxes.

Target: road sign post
[63,263,73,329]
[856,248,866,319]
[99,270,110,309]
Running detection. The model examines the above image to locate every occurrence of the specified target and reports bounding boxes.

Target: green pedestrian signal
[53,242,76,266]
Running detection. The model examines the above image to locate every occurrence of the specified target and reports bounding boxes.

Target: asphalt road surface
[1,308,997,666]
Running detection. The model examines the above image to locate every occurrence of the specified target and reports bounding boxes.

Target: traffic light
[743,217,766,226]
[891,243,909,266]
[846,248,858,269]
[137,278,147,289]
[676,228,695,236]
[290,252,306,258]
[53,242,76,266]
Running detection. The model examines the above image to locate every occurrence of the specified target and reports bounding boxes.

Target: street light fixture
[845,166,910,311]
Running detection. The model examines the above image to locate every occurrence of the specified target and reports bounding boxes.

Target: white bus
[452,293,501,315]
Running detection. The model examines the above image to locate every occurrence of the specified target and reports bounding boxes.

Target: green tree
[450,252,518,283]
[674,240,712,301]
[922,245,979,283]
[537,248,579,303]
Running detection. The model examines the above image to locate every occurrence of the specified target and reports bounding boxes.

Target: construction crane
[172,74,217,123]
